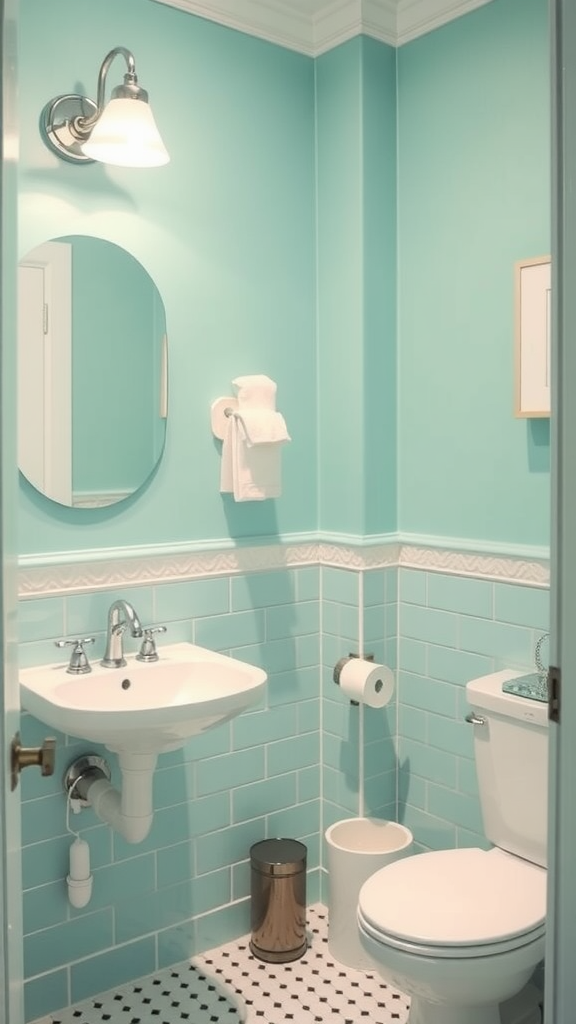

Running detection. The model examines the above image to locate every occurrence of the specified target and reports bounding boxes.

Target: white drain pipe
[75,751,157,844]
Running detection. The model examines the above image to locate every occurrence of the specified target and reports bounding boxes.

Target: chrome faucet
[101,599,144,668]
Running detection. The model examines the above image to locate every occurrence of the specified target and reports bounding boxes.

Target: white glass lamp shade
[81,97,170,167]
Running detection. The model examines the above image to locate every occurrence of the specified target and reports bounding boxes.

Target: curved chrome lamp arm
[72,47,142,136]
[40,45,166,166]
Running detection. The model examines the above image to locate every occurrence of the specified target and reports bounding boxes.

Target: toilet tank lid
[466,670,548,727]
[358,848,546,947]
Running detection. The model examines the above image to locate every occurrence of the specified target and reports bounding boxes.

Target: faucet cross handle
[55,637,96,675]
[136,625,167,663]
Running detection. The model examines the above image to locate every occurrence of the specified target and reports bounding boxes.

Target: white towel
[220,375,290,501]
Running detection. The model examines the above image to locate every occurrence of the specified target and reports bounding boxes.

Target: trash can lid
[250,838,307,875]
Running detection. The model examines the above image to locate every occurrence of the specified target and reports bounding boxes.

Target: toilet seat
[358,847,546,959]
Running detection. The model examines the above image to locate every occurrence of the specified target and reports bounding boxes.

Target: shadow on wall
[527,418,550,473]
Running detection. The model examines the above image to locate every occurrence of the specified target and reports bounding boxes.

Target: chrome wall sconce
[41,46,170,168]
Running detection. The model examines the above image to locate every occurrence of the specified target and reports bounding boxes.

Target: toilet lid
[358,848,546,947]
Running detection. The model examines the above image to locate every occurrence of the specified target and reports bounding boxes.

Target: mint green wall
[316,38,397,537]
[397,0,550,548]
[18,0,317,553]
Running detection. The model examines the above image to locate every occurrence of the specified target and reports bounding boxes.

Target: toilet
[357,669,548,1024]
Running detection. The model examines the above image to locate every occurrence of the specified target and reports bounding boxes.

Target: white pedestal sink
[20,642,267,842]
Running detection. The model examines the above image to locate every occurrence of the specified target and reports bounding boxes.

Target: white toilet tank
[466,670,548,869]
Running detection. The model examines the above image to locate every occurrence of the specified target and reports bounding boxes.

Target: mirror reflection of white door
[18,241,71,505]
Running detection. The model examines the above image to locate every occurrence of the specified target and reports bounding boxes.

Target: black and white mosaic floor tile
[44,904,410,1024]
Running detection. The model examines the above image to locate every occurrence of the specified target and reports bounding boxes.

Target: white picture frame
[514,255,551,417]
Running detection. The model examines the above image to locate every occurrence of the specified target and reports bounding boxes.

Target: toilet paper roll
[339,659,394,708]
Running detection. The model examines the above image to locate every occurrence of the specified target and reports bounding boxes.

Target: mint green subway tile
[112,793,230,861]
[233,704,297,750]
[115,870,231,944]
[494,583,550,630]
[266,600,320,641]
[427,783,484,834]
[363,605,385,645]
[399,671,458,718]
[154,761,195,808]
[230,638,297,674]
[364,771,395,814]
[296,633,320,668]
[456,827,491,851]
[197,747,265,796]
[24,969,68,1023]
[267,732,319,776]
[22,793,70,845]
[232,860,251,901]
[384,637,397,669]
[401,603,459,648]
[322,600,359,641]
[72,854,156,916]
[191,900,250,956]
[297,697,320,734]
[322,567,359,605]
[427,574,493,618]
[296,566,320,602]
[364,797,396,822]
[196,819,265,875]
[267,666,319,707]
[19,638,71,669]
[427,714,473,759]
[157,839,195,889]
[363,570,385,607]
[398,737,457,789]
[66,587,154,637]
[24,909,113,976]
[322,632,347,670]
[458,756,480,797]
[364,739,397,779]
[385,568,398,605]
[400,805,456,852]
[23,881,66,935]
[71,937,156,1005]
[184,723,232,762]
[231,570,296,611]
[157,917,198,968]
[427,645,493,686]
[298,765,320,802]
[399,704,427,743]
[323,697,353,739]
[459,616,533,666]
[194,609,265,651]
[155,578,229,621]
[399,638,427,675]
[364,704,396,744]
[399,569,427,605]
[19,598,65,643]
[385,602,398,640]
[364,639,386,665]
[398,766,426,810]
[323,732,360,775]
[232,774,297,823]
[267,799,320,840]
[322,770,359,815]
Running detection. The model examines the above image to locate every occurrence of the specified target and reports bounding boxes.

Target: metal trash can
[249,838,307,963]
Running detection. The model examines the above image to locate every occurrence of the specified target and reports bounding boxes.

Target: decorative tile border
[18,536,549,598]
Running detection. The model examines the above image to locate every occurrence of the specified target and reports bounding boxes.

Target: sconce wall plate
[41,95,98,164]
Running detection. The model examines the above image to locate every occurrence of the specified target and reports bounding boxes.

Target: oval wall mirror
[18,236,168,508]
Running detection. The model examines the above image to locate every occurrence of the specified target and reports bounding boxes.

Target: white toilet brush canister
[325,817,413,970]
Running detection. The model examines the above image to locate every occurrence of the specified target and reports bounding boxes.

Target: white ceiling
[153,0,495,55]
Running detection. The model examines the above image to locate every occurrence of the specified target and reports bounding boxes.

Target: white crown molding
[151,0,494,55]
[396,0,494,44]
[18,535,549,598]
